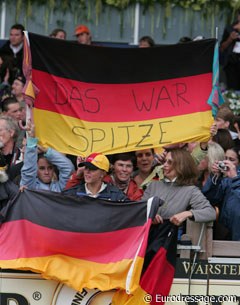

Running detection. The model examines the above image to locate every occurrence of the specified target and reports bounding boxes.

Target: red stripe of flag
[33,70,212,122]
[1,220,150,262]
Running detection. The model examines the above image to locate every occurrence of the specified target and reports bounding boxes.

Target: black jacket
[0,181,18,210]
[63,182,128,202]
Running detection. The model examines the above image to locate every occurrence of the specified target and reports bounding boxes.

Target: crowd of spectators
[0,22,240,244]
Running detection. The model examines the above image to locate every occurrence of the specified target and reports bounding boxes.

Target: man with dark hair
[220,10,240,90]
[1,96,22,121]
[1,96,25,149]
[0,24,25,78]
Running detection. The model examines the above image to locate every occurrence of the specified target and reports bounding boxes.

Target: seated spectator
[63,153,128,201]
[142,148,216,226]
[202,146,240,240]
[0,152,18,210]
[139,36,155,48]
[50,28,66,40]
[20,121,74,192]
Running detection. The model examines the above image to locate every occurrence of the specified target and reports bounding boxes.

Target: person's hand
[222,160,238,178]
[210,122,217,138]
[154,150,167,165]
[152,214,163,225]
[230,30,240,41]
[19,185,28,192]
[212,161,222,175]
[76,156,85,166]
[37,145,48,153]
[25,119,35,137]
[170,211,193,226]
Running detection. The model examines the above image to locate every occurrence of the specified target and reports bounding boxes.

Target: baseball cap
[75,25,90,36]
[78,153,110,172]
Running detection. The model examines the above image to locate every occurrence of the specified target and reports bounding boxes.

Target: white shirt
[85,182,107,198]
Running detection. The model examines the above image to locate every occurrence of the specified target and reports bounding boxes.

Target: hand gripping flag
[23,32,221,156]
[0,189,162,295]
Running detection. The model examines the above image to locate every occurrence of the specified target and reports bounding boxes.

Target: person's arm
[64,157,85,189]
[220,31,238,52]
[170,210,193,226]
[65,171,83,189]
[20,137,39,189]
[220,25,239,53]
[188,187,216,223]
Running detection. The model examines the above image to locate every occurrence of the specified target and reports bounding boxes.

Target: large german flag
[0,190,160,294]
[24,33,219,156]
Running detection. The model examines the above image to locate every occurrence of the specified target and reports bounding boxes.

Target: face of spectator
[37,158,54,184]
[4,103,22,121]
[84,167,104,185]
[55,31,66,40]
[0,119,15,146]
[225,149,239,167]
[12,79,24,98]
[9,29,24,47]
[197,156,209,171]
[215,118,229,129]
[163,152,177,180]
[113,160,133,182]
[135,149,154,174]
[76,32,91,45]
[139,41,151,48]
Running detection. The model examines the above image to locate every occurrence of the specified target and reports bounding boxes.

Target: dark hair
[170,148,198,186]
[1,96,19,112]
[178,36,192,43]
[110,152,136,167]
[212,129,234,152]
[11,24,25,34]
[14,74,26,84]
[135,148,154,156]
[50,28,66,38]
[226,146,240,163]
[139,36,155,47]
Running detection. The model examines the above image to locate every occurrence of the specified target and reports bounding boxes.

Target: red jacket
[104,175,143,201]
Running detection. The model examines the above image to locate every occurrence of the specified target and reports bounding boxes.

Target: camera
[218,161,228,171]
